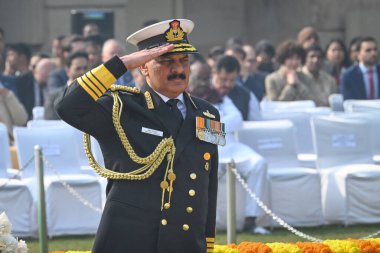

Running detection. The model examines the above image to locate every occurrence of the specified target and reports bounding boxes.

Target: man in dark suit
[341,36,380,100]
[55,19,223,253]
[226,45,266,101]
[44,51,89,120]
[46,35,86,93]
[15,58,56,119]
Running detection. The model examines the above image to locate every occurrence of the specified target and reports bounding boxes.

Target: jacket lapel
[356,66,369,99]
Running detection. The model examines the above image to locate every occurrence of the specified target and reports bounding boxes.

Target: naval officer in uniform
[55,19,225,253]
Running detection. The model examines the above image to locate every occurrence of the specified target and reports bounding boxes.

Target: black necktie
[166,99,184,134]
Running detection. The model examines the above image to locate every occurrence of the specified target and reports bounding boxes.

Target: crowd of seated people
[1,22,380,234]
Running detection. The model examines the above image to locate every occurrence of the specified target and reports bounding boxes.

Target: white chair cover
[237,120,323,227]
[343,99,380,112]
[216,136,268,230]
[27,119,68,128]
[330,112,380,163]
[261,112,314,156]
[13,126,102,236]
[260,108,332,167]
[260,100,316,113]
[311,117,373,169]
[312,116,380,224]
[0,123,11,175]
[27,120,105,170]
[32,106,45,120]
[268,168,323,226]
[240,120,299,168]
[0,123,34,236]
[328,93,344,112]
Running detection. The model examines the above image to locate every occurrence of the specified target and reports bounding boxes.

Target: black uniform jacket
[55,56,219,253]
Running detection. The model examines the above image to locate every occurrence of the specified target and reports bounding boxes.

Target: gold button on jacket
[189,189,196,197]
[190,173,197,180]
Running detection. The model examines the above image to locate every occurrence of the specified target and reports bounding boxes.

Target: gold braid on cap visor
[83,85,176,210]
[171,43,197,52]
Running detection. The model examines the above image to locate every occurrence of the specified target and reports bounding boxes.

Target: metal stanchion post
[35,145,48,253]
[227,159,236,244]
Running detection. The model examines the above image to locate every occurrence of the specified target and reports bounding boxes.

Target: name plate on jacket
[196,116,226,146]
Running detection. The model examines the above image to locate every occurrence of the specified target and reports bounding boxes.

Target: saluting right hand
[120,44,175,69]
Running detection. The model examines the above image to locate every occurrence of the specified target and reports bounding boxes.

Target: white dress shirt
[359,63,379,99]
[154,90,186,119]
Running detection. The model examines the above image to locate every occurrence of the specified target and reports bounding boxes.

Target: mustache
[167,73,186,81]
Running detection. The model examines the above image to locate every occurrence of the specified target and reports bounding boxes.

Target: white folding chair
[0,123,11,174]
[312,116,374,168]
[330,112,380,163]
[261,112,313,156]
[27,120,105,169]
[328,93,344,112]
[311,116,380,225]
[13,126,102,236]
[343,99,380,112]
[216,130,268,231]
[260,108,332,167]
[32,106,45,120]
[0,123,34,236]
[237,120,323,227]
[27,119,68,128]
[260,100,316,113]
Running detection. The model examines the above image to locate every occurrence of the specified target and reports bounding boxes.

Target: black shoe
[242,217,256,232]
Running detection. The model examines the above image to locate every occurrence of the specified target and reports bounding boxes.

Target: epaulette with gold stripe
[77,64,117,100]
[110,84,140,94]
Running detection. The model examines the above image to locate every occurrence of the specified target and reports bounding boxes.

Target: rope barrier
[4,153,380,239]
[42,156,103,213]
[0,156,33,188]
[231,167,380,240]
[232,167,322,242]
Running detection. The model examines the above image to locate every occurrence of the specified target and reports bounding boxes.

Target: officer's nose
[171,61,185,73]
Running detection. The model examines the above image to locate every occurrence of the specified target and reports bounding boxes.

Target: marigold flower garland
[50,238,380,253]
[296,242,332,253]
[212,238,380,253]
[266,242,301,253]
[323,239,361,253]
[348,239,380,253]
[237,241,272,253]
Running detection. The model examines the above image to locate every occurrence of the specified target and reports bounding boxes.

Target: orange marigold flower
[237,241,272,253]
[229,244,238,249]
[296,242,332,253]
[349,238,380,253]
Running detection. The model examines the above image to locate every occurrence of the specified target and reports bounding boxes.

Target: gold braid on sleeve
[83,85,176,209]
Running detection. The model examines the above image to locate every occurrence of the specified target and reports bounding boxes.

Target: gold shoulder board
[144,91,155,109]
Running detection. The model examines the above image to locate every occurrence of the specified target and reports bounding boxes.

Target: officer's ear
[139,63,149,77]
